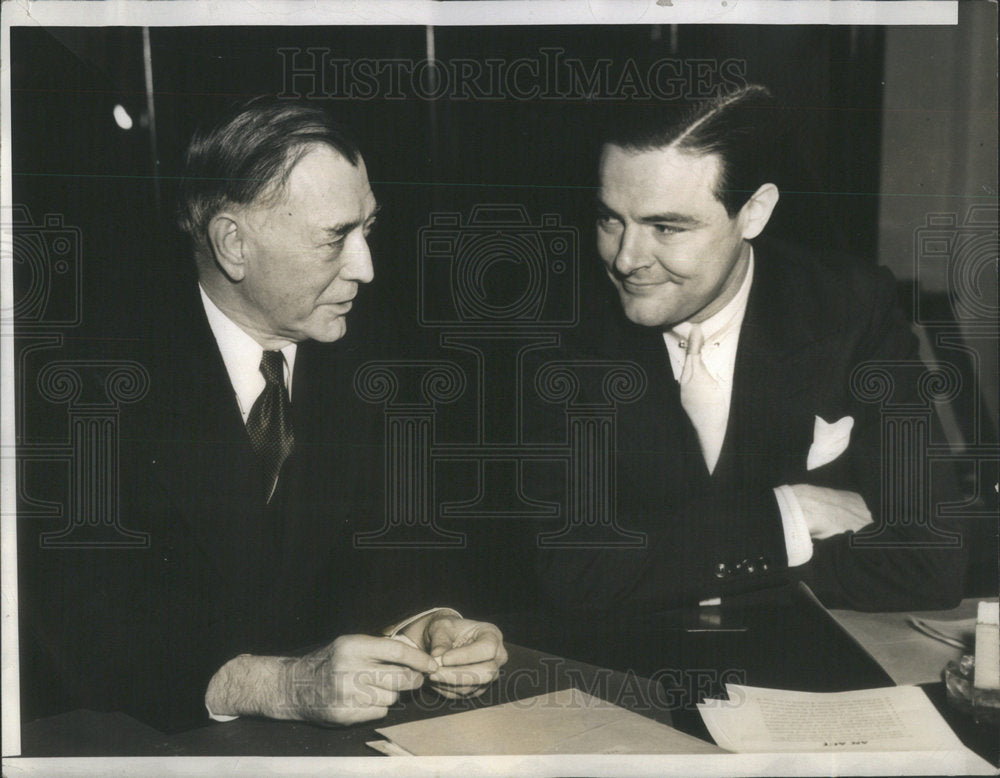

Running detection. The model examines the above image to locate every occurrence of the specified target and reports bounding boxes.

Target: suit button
[714,562,728,579]
[745,561,756,574]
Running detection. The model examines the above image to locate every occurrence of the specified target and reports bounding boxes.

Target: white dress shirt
[199,285,297,421]
[661,251,813,568]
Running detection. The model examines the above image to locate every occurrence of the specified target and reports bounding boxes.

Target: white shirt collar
[662,247,755,384]
[199,284,297,421]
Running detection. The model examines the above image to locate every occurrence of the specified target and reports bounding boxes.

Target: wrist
[206,654,292,720]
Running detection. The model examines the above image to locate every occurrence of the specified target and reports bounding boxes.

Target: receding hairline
[242,139,365,211]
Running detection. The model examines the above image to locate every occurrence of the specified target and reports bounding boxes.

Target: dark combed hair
[176,97,362,252]
[602,85,779,216]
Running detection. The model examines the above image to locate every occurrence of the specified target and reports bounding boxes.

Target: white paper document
[371,687,724,756]
[698,684,968,754]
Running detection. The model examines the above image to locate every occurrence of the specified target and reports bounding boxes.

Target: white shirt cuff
[206,705,239,723]
[774,485,814,567]
[384,607,463,639]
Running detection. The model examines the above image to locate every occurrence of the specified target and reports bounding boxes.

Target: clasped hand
[285,615,507,724]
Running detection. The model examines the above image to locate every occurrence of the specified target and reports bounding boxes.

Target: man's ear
[206,213,248,282]
[738,183,780,241]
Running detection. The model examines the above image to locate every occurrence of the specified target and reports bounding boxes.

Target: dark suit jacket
[19,281,464,733]
[526,238,969,616]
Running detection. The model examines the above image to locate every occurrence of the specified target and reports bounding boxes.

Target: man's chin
[619,298,676,329]
[307,318,348,343]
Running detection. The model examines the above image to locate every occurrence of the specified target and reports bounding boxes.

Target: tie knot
[685,324,705,357]
[259,350,285,386]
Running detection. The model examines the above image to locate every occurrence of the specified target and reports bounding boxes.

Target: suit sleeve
[532,482,790,615]
[19,537,235,734]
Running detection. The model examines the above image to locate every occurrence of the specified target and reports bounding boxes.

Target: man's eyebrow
[322,203,382,237]
[595,199,622,219]
[636,212,702,226]
[595,200,702,227]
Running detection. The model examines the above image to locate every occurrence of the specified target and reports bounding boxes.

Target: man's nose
[343,233,375,284]
[612,226,648,276]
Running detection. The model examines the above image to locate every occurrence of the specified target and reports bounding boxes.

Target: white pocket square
[806,415,854,471]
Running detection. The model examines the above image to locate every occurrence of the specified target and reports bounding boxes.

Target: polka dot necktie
[246,350,295,502]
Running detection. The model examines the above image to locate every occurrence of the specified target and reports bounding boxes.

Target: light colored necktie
[679,324,726,474]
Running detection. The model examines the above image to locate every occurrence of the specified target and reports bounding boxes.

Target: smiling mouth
[621,278,673,293]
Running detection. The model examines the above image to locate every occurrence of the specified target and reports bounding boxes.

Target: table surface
[830,597,996,686]
[19,643,673,758]
[16,583,1000,767]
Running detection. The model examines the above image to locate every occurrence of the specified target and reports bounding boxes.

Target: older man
[533,85,968,615]
[22,98,505,732]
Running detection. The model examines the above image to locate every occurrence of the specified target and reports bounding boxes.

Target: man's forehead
[245,144,355,207]
[277,147,371,205]
[599,144,724,206]
[287,145,364,182]
[601,143,721,179]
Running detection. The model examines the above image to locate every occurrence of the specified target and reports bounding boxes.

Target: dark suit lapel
[142,285,268,594]
[269,339,360,601]
[272,341,333,583]
[617,325,713,511]
[721,242,832,487]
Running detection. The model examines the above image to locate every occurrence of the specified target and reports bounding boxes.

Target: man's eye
[597,215,621,230]
[653,224,682,235]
